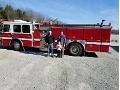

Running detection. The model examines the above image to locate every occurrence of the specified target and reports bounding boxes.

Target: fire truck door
[33,29,40,47]
[12,24,32,47]
[1,24,11,45]
[21,24,32,47]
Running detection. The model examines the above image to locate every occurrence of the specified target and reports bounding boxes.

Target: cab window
[22,25,30,33]
[13,25,21,32]
[3,24,10,32]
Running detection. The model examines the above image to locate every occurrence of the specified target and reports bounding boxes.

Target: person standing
[57,31,66,58]
[56,41,62,58]
[45,31,55,57]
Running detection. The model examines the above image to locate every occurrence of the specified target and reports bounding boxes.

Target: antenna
[53,18,58,22]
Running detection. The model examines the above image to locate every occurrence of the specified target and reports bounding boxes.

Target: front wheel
[69,43,83,56]
[12,41,22,51]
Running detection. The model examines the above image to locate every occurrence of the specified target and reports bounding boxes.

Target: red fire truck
[0,20,112,56]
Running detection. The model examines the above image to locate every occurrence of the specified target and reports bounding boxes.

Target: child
[56,41,62,58]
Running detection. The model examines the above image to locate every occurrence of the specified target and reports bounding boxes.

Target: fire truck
[0,20,112,56]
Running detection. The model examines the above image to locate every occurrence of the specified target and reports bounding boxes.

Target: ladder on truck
[57,20,111,28]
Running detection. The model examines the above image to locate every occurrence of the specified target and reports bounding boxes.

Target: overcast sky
[3,0,119,29]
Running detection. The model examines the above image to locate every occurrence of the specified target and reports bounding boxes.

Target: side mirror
[109,23,111,26]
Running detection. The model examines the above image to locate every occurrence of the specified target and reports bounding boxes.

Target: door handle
[28,35,31,37]
[91,37,93,39]
[8,34,11,36]
[106,39,108,42]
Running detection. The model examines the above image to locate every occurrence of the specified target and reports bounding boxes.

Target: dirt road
[0,43,119,90]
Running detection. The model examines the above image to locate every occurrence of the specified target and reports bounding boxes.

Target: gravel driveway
[0,42,119,90]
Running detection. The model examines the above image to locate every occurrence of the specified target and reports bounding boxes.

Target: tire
[12,40,22,51]
[69,43,83,56]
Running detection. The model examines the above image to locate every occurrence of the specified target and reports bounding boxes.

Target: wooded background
[0,1,119,34]
[0,0,64,24]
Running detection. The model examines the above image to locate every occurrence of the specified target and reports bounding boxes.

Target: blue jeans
[57,50,61,58]
[47,44,53,56]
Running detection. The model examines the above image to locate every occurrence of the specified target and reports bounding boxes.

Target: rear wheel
[69,43,83,56]
[12,40,22,51]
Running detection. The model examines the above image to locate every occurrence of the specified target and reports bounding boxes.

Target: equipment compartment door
[67,28,83,40]
[100,29,111,52]
[84,28,102,51]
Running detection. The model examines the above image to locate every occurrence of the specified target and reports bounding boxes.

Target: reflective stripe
[2,37,12,39]
[22,38,32,41]
[101,42,110,45]
[2,37,32,41]
[34,39,40,41]
[85,42,101,45]
[2,37,41,42]
[1,37,110,45]
[86,42,110,45]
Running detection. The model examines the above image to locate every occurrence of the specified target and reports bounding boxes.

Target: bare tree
[34,13,45,23]
[25,8,47,23]
[25,8,35,22]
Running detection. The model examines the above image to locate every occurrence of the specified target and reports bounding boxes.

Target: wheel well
[10,39,22,46]
[67,42,84,52]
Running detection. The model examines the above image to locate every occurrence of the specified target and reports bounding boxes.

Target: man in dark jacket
[45,31,55,57]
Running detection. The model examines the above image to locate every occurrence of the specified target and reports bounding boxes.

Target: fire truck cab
[0,20,39,50]
[0,20,112,56]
